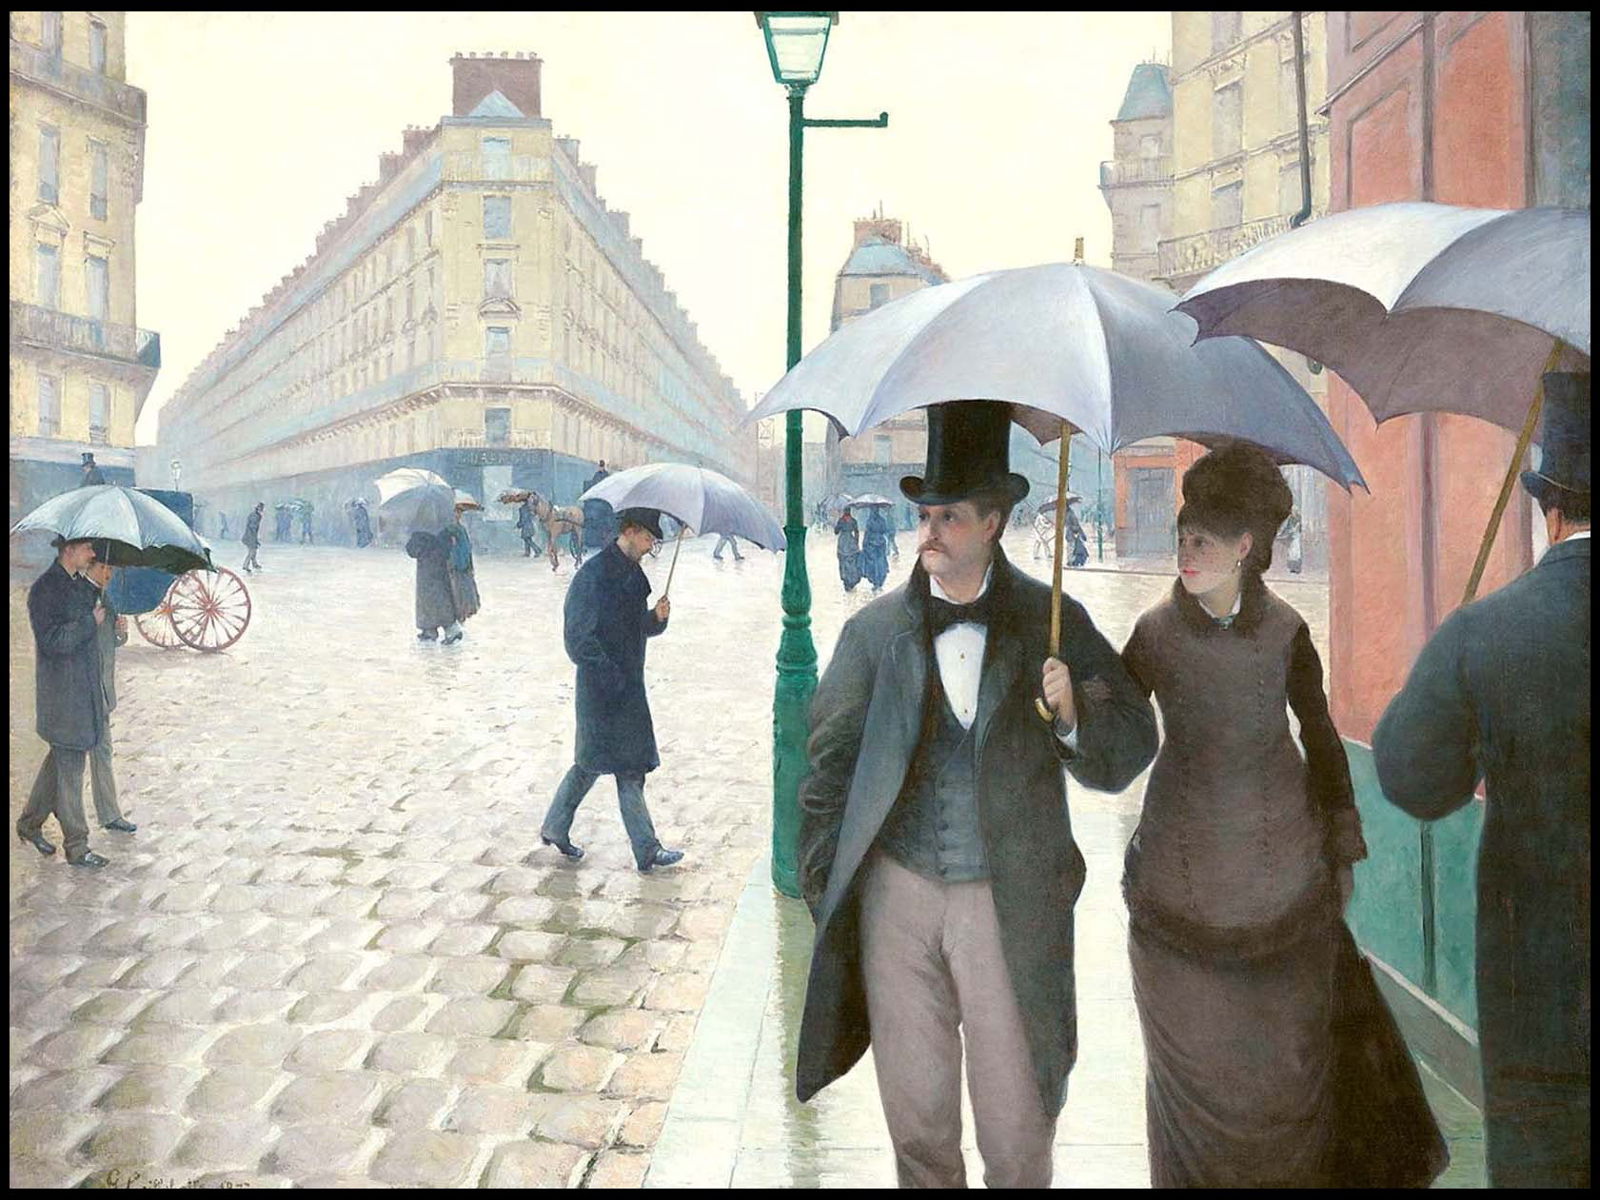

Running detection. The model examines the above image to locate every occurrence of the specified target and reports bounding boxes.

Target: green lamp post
[755,11,887,898]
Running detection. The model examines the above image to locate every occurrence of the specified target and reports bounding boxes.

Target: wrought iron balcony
[441,152,548,183]
[9,38,147,124]
[1157,211,1325,283]
[1099,157,1173,187]
[10,302,161,371]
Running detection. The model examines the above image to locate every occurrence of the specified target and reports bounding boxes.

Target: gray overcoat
[796,549,1159,1115]
[29,561,107,751]
[1373,536,1590,1188]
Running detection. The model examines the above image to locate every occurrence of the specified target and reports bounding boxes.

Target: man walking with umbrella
[241,501,264,573]
[795,401,1158,1187]
[539,507,684,872]
[516,495,542,557]
[17,537,111,867]
[1373,371,1590,1189]
[82,547,137,835]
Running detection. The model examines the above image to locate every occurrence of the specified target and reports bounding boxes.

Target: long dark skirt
[449,568,481,621]
[838,551,862,591]
[860,540,890,588]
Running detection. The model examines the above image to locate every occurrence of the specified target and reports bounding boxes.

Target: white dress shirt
[928,564,1079,747]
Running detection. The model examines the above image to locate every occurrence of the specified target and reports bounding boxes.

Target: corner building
[157,52,753,542]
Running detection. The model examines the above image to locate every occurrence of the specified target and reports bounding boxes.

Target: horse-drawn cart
[106,489,253,652]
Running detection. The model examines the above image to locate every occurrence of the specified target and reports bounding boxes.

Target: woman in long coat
[443,506,481,634]
[406,529,457,641]
[859,506,891,591]
[1119,443,1444,1188]
[833,509,862,592]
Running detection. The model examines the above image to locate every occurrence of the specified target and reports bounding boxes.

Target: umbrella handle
[662,525,687,601]
[1461,341,1565,606]
[1036,421,1073,725]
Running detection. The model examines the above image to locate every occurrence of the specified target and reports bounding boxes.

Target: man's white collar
[929,561,995,605]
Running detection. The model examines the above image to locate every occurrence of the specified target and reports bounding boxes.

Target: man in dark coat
[539,507,684,871]
[17,538,111,867]
[242,502,264,572]
[796,402,1159,1187]
[1373,370,1590,1190]
[80,452,106,486]
[516,496,542,557]
[406,528,459,642]
[81,553,137,833]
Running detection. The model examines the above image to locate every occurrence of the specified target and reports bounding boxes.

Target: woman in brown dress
[1119,442,1444,1187]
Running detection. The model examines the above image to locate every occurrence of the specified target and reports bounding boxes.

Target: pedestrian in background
[539,507,684,872]
[516,496,542,557]
[1373,371,1590,1190]
[861,506,891,591]
[406,527,460,643]
[1065,502,1089,568]
[834,507,862,592]
[299,500,315,544]
[81,452,106,486]
[352,501,374,548]
[712,531,745,561]
[242,502,264,573]
[17,537,110,868]
[442,503,480,644]
[82,550,136,834]
[274,504,292,542]
[218,510,231,541]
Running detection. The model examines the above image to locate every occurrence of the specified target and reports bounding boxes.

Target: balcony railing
[10,39,147,124]
[10,302,161,370]
[441,152,549,184]
[1099,157,1173,187]
[1157,211,1325,282]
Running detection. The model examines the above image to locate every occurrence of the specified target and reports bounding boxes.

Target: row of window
[33,243,109,318]
[39,12,110,74]
[1209,58,1316,161]
[37,126,111,218]
[33,371,114,441]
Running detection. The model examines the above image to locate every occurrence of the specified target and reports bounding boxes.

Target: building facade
[9,9,160,527]
[1099,61,1173,283]
[156,53,753,546]
[1324,10,1590,1102]
[1138,11,1333,569]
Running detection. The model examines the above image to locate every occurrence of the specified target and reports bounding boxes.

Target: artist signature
[101,1168,250,1189]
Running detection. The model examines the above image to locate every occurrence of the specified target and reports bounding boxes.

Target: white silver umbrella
[10,485,210,571]
[581,462,786,600]
[375,467,454,534]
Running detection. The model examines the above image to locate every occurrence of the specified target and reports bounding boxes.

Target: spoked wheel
[134,599,184,649]
[168,568,252,652]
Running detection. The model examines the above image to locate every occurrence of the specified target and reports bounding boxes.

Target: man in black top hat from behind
[794,400,1158,1187]
[81,452,106,486]
[539,506,685,871]
[1374,370,1591,1189]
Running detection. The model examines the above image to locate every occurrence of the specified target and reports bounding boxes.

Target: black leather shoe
[639,847,685,872]
[417,630,437,641]
[541,834,584,861]
[68,850,109,869]
[18,829,55,856]
[103,818,138,833]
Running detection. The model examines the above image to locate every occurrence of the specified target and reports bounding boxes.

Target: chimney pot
[452,47,542,116]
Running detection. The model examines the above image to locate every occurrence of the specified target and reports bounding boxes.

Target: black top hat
[616,507,665,539]
[1521,372,1590,506]
[81,452,97,466]
[899,401,1029,507]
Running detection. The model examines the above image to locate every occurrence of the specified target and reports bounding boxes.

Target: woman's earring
[1235,558,1243,571]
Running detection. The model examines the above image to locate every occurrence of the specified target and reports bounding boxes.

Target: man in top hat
[1374,370,1590,1189]
[795,400,1159,1187]
[242,501,265,573]
[539,506,685,872]
[80,452,106,486]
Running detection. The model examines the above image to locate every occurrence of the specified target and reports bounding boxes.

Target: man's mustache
[918,542,946,555]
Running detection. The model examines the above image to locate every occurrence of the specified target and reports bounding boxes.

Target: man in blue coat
[539,507,684,871]
[17,537,111,867]
[1374,370,1590,1189]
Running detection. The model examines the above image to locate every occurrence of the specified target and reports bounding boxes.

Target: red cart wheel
[134,598,184,650]
[168,568,252,652]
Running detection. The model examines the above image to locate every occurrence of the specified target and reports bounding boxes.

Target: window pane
[486,327,511,357]
[39,127,59,203]
[38,373,61,435]
[869,282,890,308]
[484,195,512,239]
[1210,181,1243,230]
[485,259,512,298]
[1279,161,1306,217]
[1211,11,1242,51]
[90,142,109,220]
[1212,83,1243,158]
[42,12,62,55]
[90,383,109,429]
[485,407,511,445]
[36,244,60,308]
[482,137,512,178]
[90,21,107,73]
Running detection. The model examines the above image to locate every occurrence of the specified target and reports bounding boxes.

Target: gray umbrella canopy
[10,485,210,568]
[1176,202,1591,431]
[580,463,786,550]
[375,467,454,534]
[847,493,895,507]
[745,261,1365,490]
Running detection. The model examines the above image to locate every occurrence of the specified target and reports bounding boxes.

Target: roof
[468,89,526,119]
[1116,62,1171,122]
[840,237,944,283]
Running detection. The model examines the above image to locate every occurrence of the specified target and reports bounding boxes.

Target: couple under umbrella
[376,470,480,644]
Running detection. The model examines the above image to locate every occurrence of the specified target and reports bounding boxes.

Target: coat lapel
[975,558,1028,757]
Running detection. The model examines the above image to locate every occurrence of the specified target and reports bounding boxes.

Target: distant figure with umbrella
[298,500,315,544]
[349,499,374,548]
[442,496,481,644]
[1064,500,1089,568]
[273,503,292,542]
[80,453,106,487]
[381,468,460,643]
[516,495,542,557]
[406,528,458,643]
[860,504,892,592]
[1373,372,1591,1191]
[242,502,265,573]
[82,548,136,835]
[1280,508,1304,575]
[539,507,685,872]
[834,507,862,593]
[17,536,110,868]
[1119,441,1443,1188]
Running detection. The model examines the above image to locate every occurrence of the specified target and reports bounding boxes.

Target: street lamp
[755,11,888,898]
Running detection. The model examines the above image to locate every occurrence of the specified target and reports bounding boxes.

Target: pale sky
[128,11,1171,445]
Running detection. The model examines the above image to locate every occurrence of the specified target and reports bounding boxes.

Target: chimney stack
[378,152,404,183]
[402,126,431,157]
[555,136,580,162]
[450,51,542,118]
[578,164,598,193]
[611,211,630,238]
[853,216,903,247]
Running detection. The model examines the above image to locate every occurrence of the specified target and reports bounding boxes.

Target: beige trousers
[859,850,1056,1188]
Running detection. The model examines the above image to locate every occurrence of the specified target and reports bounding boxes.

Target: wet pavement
[10,529,1478,1187]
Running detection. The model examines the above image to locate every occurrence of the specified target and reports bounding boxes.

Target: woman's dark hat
[899,401,1030,506]
[617,507,665,539]
[81,452,96,466]
[1521,372,1590,506]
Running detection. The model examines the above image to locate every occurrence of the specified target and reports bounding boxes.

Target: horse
[529,491,585,571]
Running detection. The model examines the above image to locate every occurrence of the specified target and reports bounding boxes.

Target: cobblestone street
[11,531,1329,1187]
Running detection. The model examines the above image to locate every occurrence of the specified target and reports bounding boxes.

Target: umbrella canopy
[498,489,535,505]
[580,462,786,551]
[10,485,211,568]
[453,490,483,512]
[847,493,896,508]
[375,467,454,534]
[1037,493,1083,513]
[821,492,854,514]
[1176,202,1591,431]
[746,261,1365,490]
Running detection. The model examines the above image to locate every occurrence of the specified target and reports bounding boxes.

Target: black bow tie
[928,593,995,636]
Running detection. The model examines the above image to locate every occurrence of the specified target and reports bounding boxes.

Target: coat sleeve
[1372,608,1481,821]
[1056,597,1158,792]
[30,579,97,659]
[1287,622,1367,865]
[797,620,875,915]
[563,569,625,693]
